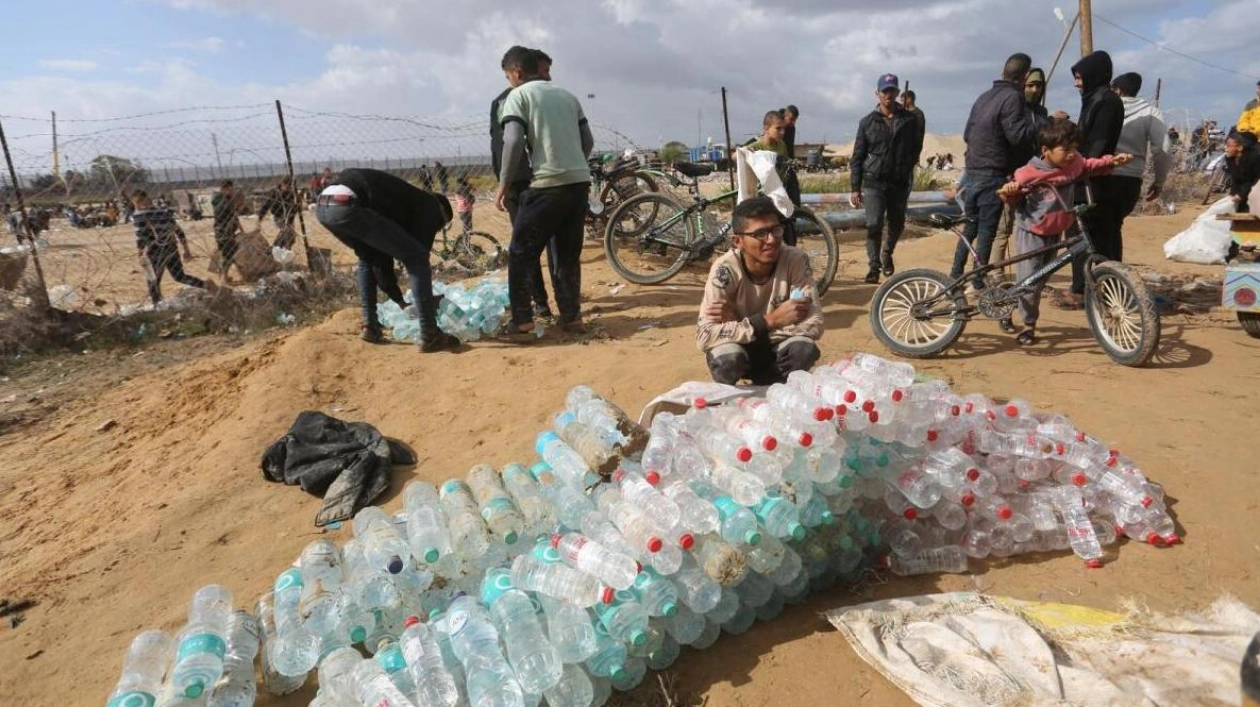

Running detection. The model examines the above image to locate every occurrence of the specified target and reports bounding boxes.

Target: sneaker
[864,269,880,285]
[881,257,894,278]
[419,330,461,353]
[558,316,588,334]
[361,325,384,344]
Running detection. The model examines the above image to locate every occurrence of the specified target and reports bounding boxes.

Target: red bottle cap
[1072,473,1087,487]
[761,436,777,451]
[1164,534,1181,545]
[843,390,857,403]
[1075,430,1086,442]
[644,470,661,486]
[1145,532,1161,545]
[693,397,708,409]
[736,447,752,463]
[966,468,980,482]
[961,493,976,507]
[1084,558,1104,569]
[861,400,875,413]
[903,508,918,520]
[835,404,848,417]
[1004,404,1018,418]
[986,410,997,421]
[950,404,961,417]
[550,534,562,548]
[601,587,615,604]
[868,410,880,424]
[813,409,830,421]
[678,534,695,550]
[891,390,904,402]
[926,429,939,442]
[1055,443,1066,456]
[996,506,1013,520]
[404,615,421,628]
[647,537,663,553]
[798,432,813,447]
[1140,496,1153,508]
[964,402,975,414]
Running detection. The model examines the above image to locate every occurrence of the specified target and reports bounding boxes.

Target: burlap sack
[0,251,29,290]
[234,229,281,280]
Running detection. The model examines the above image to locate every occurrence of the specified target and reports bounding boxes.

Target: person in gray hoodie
[1110,72,1173,249]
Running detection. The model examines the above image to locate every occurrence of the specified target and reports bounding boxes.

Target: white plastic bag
[735,148,794,218]
[1162,197,1234,264]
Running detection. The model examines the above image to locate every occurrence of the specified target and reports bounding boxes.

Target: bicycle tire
[1239,312,1260,338]
[869,269,968,358]
[789,207,839,296]
[602,172,659,237]
[1084,261,1161,366]
[604,192,695,284]
[454,231,505,271]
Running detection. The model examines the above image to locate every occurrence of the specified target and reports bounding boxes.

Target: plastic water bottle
[552,532,639,590]
[611,468,682,530]
[510,552,613,607]
[446,594,526,707]
[170,585,233,699]
[467,464,527,545]
[663,604,705,645]
[107,630,172,707]
[481,569,563,693]
[848,353,916,387]
[207,611,261,707]
[403,481,452,565]
[268,569,321,678]
[713,497,763,546]
[501,463,558,534]
[691,534,748,586]
[657,476,720,534]
[629,567,680,618]
[598,498,666,556]
[593,590,650,647]
[439,479,493,560]
[398,616,460,707]
[538,593,598,664]
[296,539,344,636]
[1052,486,1104,566]
[753,497,806,541]
[353,507,410,575]
[584,624,628,681]
[351,657,418,707]
[535,432,598,489]
[882,546,969,575]
[708,463,766,506]
[670,556,722,613]
[553,412,613,466]
[530,461,595,529]
[374,636,417,697]
[254,593,305,696]
[543,663,595,707]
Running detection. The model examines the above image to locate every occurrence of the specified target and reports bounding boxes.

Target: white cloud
[167,36,227,52]
[38,59,98,72]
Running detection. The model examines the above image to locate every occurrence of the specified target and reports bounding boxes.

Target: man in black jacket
[314,168,461,352]
[952,53,1038,290]
[1064,50,1125,306]
[850,74,918,283]
[255,176,300,249]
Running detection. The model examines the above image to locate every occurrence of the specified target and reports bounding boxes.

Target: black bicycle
[870,200,1160,367]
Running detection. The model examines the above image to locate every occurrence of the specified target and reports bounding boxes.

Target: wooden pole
[1079,0,1093,56]
[0,119,51,312]
[721,87,735,192]
[1154,78,1163,106]
[274,100,310,253]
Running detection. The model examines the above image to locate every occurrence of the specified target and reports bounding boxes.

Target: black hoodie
[1071,51,1124,158]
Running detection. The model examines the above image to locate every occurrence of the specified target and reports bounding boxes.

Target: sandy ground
[2,200,1259,707]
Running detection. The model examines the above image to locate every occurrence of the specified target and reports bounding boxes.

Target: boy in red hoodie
[999,119,1131,345]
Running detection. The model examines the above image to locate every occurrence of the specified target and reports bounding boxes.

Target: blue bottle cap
[480,568,514,606]
[535,431,560,456]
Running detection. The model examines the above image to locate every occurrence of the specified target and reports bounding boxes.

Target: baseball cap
[877,74,899,92]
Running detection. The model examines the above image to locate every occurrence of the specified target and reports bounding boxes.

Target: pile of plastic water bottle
[378,279,521,344]
[106,354,1177,707]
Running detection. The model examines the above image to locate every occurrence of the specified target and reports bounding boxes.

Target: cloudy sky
[1,0,1258,175]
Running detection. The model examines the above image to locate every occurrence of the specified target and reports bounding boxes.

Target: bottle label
[480,497,515,521]
[107,691,156,707]
[440,480,470,497]
[274,567,302,593]
[447,611,469,635]
[176,632,226,663]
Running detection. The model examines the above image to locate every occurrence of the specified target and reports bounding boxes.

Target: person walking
[902,90,927,171]
[314,167,461,352]
[255,175,301,249]
[850,73,919,284]
[131,189,210,304]
[495,45,594,337]
[434,161,450,193]
[952,53,1039,292]
[1110,72,1173,242]
[211,180,246,282]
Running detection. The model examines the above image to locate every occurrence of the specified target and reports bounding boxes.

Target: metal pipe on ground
[800,191,951,205]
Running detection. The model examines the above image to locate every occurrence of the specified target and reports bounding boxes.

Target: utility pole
[721,86,734,191]
[1079,0,1093,56]
[51,111,60,182]
[1154,78,1163,106]
[211,132,223,176]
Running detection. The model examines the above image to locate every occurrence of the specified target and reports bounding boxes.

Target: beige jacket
[695,246,824,352]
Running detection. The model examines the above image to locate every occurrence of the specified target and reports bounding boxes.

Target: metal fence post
[0,118,52,312]
[274,100,311,253]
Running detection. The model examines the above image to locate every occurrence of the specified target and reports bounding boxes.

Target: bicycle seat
[928,213,965,228]
[674,162,716,179]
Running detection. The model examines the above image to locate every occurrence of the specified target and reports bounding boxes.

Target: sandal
[998,318,1018,334]
[1015,328,1037,346]
[493,320,537,342]
[1051,291,1083,311]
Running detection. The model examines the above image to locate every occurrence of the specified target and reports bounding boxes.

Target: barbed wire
[1095,13,1260,82]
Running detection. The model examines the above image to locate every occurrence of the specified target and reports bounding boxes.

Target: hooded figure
[1071,51,1125,158]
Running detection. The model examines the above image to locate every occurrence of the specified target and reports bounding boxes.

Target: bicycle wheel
[869,269,967,358]
[1239,312,1260,338]
[789,207,839,296]
[604,192,695,284]
[454,231,505,271]
[1085,261,1160,366]
[602,172,660,237]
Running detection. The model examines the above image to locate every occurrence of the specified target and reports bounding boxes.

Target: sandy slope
[2,203,1259,707]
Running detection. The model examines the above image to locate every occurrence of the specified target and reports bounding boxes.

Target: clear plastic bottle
[753,497,806,541]
[107,630,172,707]
[611,468,682,530]
[446,594,527,707]
[713,496,763,546]
[353,507,411,575]
[883,546,969,576]
[315,645,361,704]
[630,567,680,618]
[598,497,666,555]
[467,463,527,545]
[268,569,321,679]
[691,533,748,586]
[848,352,916,387]
[584,624,628,681]
[170,585,234,699]
[207,611,260,707]
[535,431,598,489]
[481,570,564,693]
[439,479,493,560]
[297,540,344,637]
[403,481,452,565]
[399,616,459,707]
[501,463,558,535]
[543,663,595,707]
[765,385,835,423]
[593,590,650,647]
[255,593,306,697]
[708,463,765,506]
[538,594,598,664]
[510,552,613,607]
[552,532,639,591]
[671,556,722,613]
[657,476,720,534]
[530,461,595,529]
[1051,486,1103,566]
[890,469,943,510]
[351,657,418,707]
[374,636,416,698]
[662,604,705,644]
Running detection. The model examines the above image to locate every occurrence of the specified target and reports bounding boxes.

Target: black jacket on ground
[851,106,918,191]
[1072,51,1124,158]
[963,80,1038,174]
[329,168,449,244]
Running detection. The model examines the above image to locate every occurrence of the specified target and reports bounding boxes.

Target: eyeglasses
[736,224,785,241]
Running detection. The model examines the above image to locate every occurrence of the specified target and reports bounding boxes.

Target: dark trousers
[316,203,439,337]
[213,230,240,273]
[509,182,589,326]
[951,169,1007,287]
[272,219,297,250]
[862,181,911,271]
[506,180,557,314]
[144,242,205,304]
[1071,175,1130,294]
[706,337,821,386]
[357,254,407,327]
[783,171,802,247]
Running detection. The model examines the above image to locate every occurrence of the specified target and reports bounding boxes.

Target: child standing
[999,119,1131,345]
[454,176,476,235]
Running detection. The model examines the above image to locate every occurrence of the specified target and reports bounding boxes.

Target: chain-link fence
[0,101,642,352]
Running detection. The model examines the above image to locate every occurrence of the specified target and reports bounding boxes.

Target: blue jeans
[508,182,589,326]
[951,169,1006,288]
[316,203,437,334]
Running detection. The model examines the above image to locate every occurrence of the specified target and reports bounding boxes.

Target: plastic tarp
[826,592,1259,707]
[735,147,795,218]
[1164,197,1237,265]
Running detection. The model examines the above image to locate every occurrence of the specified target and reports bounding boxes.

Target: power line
[1094,13,1260,81]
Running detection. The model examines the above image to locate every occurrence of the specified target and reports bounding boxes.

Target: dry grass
[606,673,703,707]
